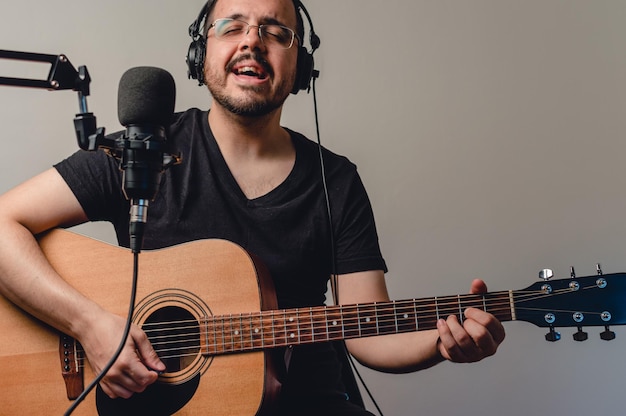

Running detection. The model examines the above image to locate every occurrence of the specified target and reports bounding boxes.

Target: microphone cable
[64,252,140,416]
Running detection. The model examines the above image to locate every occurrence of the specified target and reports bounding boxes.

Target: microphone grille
[117,66,176,127]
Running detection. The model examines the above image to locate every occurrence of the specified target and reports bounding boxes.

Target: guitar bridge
[59,334,84,400]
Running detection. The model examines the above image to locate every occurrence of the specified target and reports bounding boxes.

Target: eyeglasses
[208,18,299,49]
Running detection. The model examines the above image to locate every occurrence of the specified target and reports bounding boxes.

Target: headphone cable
[311,76,385,416]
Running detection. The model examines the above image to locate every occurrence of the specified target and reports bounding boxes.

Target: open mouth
[233,65,269,80]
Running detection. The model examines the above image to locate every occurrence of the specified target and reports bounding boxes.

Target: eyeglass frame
[207,18,301,50]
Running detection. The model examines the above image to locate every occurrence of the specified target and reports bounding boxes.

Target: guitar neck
[200,291,514,355]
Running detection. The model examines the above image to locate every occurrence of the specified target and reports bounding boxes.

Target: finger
[122,347,161,389]
[99,381,135,400]
[464,308,506,344]
[99,369,140,399]
[122,365,159,393]
[461,318,499,357]
[133,328,166,373]
[437,315,473,362]
[469,278,488,294]
[102,347,159,396]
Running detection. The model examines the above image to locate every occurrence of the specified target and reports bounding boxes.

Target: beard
[209,84,286,117]
[205,53,294,117]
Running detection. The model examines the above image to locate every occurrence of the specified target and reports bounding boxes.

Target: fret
[312,306,328,342]
[395,301,418,334]
[224,314,234,352]
[270,310,276,348]
[393,301,398,333]
[418,299,439,331]
[237,314,244,351]
[274,310,284,347]
[231,314,239,351]
[310,307,315,342]
[199,318,210,355]
[250,313,264,351]
[343,304,359,338]
[358,303,378,337]
[509,290,517,321]
[324,308,329,341]
[457,295,464,323]
[298,308,313,344]
[212,316,218,354]
[284,310,298,346]
[216,315,226,353]
[487,291,515,322]
[326,306,343,341]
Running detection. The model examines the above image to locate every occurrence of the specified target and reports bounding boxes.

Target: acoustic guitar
[0,229,624,415]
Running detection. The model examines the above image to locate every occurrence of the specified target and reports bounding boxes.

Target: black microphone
[116,66,178,253]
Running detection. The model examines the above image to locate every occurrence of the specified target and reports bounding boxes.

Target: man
[0,0,505,414]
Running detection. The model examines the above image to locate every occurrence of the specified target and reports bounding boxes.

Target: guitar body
[0,229,280,416]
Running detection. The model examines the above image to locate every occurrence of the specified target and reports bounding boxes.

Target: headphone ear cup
[292,45,314,94]
[186,37,206,85]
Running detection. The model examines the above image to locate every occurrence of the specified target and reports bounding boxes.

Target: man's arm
[337,270,505,373]
[0,168,165,398]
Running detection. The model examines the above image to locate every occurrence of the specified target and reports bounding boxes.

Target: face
[203,0,299,117]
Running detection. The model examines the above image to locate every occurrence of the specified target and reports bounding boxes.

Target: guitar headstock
[514,269,626,342]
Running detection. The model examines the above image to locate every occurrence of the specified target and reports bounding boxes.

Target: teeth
[238,66,259,76]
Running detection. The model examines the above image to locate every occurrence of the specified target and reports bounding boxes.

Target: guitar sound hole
[143,306,200,373]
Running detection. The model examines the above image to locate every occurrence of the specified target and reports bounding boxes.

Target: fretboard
[200,291,514,355]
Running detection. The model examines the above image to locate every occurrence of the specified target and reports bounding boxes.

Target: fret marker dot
[289,317,294,322]
[234,330,240,335]
[404,314,409,319]
[365,317,371,323]
[332,321,338,326]
[290,333,295,338]
[254,328,259,333]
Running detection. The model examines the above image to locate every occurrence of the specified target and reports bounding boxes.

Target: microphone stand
[0,49,177,414]
[0,49,105,152]
[0,50,181,253]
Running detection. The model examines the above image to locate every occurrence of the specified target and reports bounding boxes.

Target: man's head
[191,0,304,117]
[187,0,317,113]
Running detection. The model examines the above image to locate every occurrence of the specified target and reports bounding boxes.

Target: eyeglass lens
[212,19,294,48]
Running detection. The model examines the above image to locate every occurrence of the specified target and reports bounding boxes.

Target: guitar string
[68,286,608,367]
[136,287,567,331]
[138,287,583,334]
[139,288,590,342]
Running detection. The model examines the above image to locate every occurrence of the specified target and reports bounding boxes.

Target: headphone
[186,0,320,94]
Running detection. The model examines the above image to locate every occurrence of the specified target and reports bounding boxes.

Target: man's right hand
[80,312,166,399]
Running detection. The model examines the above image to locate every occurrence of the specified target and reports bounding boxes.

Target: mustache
[226,53,274,77]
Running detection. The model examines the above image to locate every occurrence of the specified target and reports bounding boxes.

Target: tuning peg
[539,269,554,281]
[570,267,576,278]
[573,327,588,342]
[545,326,561,342]
[600,326,616,341]
[596,263,604,275]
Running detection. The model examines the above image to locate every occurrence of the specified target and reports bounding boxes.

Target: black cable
[311,76,385,416]
[64,251,140,416]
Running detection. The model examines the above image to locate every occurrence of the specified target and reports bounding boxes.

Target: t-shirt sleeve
[53,148,128,223]
[331,164,388,275]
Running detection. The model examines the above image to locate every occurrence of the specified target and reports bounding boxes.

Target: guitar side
[0,229,280,416]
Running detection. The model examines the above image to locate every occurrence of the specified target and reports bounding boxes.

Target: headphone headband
[186,0,320,94]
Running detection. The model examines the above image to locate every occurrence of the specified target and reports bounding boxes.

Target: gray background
[1,1,625,415]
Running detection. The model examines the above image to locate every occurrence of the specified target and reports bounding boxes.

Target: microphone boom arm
[0,49,90,95]
[0,49,101,151]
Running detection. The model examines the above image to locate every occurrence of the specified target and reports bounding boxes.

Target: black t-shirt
[54,108,387,399]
